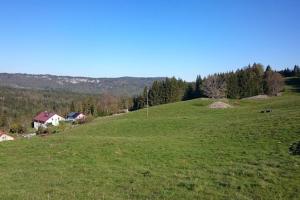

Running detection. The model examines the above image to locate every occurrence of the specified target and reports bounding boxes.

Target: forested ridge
[0,73,164,96]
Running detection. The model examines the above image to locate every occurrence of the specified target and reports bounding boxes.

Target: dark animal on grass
[260,109,272,113]
[289,141,300,155]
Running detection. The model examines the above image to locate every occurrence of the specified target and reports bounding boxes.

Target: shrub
[289,141,300,155]
[36,127,50,135]
[75,116,93,124]
[9,123,27,134]
[177,181,196,191]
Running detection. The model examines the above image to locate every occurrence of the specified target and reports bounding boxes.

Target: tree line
[277,65,300,77]
[131,63,291,110]
[132,77,187,110]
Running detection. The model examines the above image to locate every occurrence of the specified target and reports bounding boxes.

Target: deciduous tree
[264,71,284,96]
[202,74,226,98]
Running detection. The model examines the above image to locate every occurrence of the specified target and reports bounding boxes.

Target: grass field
[0,78,300,199]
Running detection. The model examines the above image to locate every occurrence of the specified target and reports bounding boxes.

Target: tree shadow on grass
[285,77,300,93]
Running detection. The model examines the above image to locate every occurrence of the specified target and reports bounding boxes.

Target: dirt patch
[243,95,269,100]
[201,98,229,102]
[199,98,210,100]
[208,101,232,109]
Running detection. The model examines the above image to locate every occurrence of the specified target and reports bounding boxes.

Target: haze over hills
[0,73,165,96]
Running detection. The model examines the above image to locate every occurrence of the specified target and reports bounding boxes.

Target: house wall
[34,114,65,130]
[76,114,85,120]
[45,114,65,126]
[34,121,47,130]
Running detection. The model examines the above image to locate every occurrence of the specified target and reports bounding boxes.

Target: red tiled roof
[0,131,14,139]
[0,130,6,136]
[33,112,55,123]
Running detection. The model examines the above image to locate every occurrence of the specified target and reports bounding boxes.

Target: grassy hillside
[0,80,300,199]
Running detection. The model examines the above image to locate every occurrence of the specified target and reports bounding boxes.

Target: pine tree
[148,81,160,106]
[251,63,264,95]
[70,101,75,112]
[266,65,272,72]
[225,72,239,99]
[183,83,195,100]
[237,68,249,98]
[194,75,202,98]
[294,65,300,77]
[237,64,264,98]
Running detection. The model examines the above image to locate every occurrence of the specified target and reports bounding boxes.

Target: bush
[36,127,51,135]
[74,116,93,125]
[76,119,86,125]
[9,123,27,134]
[36,122,72,135]
[289,141,300,155]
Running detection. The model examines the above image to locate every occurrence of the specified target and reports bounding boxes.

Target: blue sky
[0,0,299,81]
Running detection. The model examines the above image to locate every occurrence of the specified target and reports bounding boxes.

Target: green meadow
[0,78,299,200]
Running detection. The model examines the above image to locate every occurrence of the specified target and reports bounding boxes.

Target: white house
[0,131,14,142]
[33,111,65,130]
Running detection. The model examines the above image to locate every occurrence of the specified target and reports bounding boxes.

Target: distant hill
[0,73,164,95]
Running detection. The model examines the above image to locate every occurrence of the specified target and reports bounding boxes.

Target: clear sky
[0,0,299,81]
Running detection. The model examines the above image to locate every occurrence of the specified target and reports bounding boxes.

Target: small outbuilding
[0,131,15,142]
